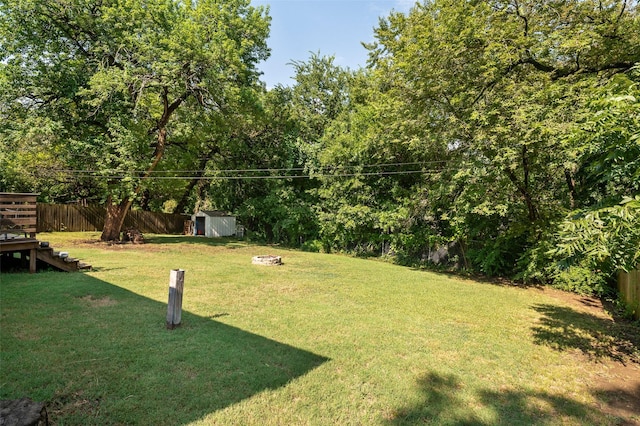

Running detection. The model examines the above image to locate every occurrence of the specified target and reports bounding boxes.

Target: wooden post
[29,248,36,274]
[166,269,185,329]
[618,267,640,320]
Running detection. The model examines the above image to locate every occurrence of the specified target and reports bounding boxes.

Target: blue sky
[251,0,414,88]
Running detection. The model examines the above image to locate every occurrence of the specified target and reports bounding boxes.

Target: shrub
[551,264,609,296]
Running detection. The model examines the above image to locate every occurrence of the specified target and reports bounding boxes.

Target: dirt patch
[592,362,640,425]
[536,287,609,317]
[79,295,118,307]
[71,238,169,252]
[49,391,100,422]
[537,287,640,424]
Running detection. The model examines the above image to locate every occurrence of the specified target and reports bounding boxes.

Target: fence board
[618,268,640,320]
[37,205,186,234]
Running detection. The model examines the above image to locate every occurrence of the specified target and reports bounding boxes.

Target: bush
[301,239,323,253]
[551,265,609,296]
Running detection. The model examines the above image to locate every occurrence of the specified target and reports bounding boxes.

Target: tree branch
[504,165,539,222]
[519,56,635,80]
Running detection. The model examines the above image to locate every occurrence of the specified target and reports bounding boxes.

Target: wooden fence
[37,204,187,235]
[618,268,640,320]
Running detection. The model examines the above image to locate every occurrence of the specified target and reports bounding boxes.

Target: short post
[166,269,185,329]
[29,248,36,274]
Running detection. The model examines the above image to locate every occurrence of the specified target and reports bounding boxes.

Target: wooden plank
[0,213,36,218]
[2,227,38,233]
[632,269,640,320]
[0,192,39,196]
[618,268,640,320]
[0,218,37,226]
[0,240,39,252]
[0,195,37,203]
[0,205,37,211]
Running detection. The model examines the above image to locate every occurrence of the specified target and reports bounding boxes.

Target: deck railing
[0,192,38,239]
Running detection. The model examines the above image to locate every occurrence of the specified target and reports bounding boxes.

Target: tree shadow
[407,267,544,291]
[385,372,624,425]
[144,234,250,249]
[0,273,328,424]
[385,372,485,425]
[592,384,640,419]
[530,304,640,364]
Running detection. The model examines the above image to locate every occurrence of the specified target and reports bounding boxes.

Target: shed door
[195,216,205,235]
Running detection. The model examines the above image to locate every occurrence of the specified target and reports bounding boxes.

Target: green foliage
[3,0,640,289]
[1,0,270,208]
[552,265,609,296]
[540,79,640,293]
[348,0,640,281]
[300,239,323,253]
[237,187,318,246]
[552,196,640,275]
[569,76,640,206]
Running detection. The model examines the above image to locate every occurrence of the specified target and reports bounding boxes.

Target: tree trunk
[140,189,151,211]
[504,168,539,222]
[173,179,199,215]
[503,146,539,222]
[101,196,133,241]
[173,147,219,214]
[100,89,188,240]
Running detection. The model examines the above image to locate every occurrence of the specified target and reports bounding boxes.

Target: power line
[47,160,450,175]
[46,169,459,181]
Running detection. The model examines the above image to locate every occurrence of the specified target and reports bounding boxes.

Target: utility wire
[47,169,459,181]
[47,160,450,175]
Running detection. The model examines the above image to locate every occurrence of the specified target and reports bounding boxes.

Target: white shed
[191,210,237,237]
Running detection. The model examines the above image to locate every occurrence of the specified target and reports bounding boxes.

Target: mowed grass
[1,232,638,425]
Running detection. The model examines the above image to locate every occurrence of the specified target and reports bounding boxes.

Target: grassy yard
[1,232,638,425]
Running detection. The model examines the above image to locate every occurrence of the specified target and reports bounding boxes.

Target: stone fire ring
[252,255,282,266]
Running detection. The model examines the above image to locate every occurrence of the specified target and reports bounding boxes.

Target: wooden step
[36,246,91,272]
[78,262,92,271]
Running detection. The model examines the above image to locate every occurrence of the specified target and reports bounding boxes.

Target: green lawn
[1,232,638,425]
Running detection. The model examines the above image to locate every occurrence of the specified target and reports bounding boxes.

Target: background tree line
[1,0,639,295]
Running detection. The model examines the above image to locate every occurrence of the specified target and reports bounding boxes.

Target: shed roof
[198,210,233,217]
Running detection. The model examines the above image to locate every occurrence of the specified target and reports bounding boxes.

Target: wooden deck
[1,193,91,273]
[0,235,39,273]
[0,233,91,273]
[0,193,39,273]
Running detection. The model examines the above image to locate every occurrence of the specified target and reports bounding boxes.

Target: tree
[359,0,640,274]
[0,0,270,240]
[547,74,640,293]
[201,84,319,245]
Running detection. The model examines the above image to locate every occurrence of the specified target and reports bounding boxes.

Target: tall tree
[360,0,639,274]
[0,0,270,240]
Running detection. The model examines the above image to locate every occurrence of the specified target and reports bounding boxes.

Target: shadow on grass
[592,384,640,418]
[144,235,251,248]
[0,273,328,424]
[406,266,544,291]
[385,372,619,425]
[531,304,640,364]
[144,235,300,254]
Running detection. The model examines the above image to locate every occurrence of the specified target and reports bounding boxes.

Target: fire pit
[252,255,282,266]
